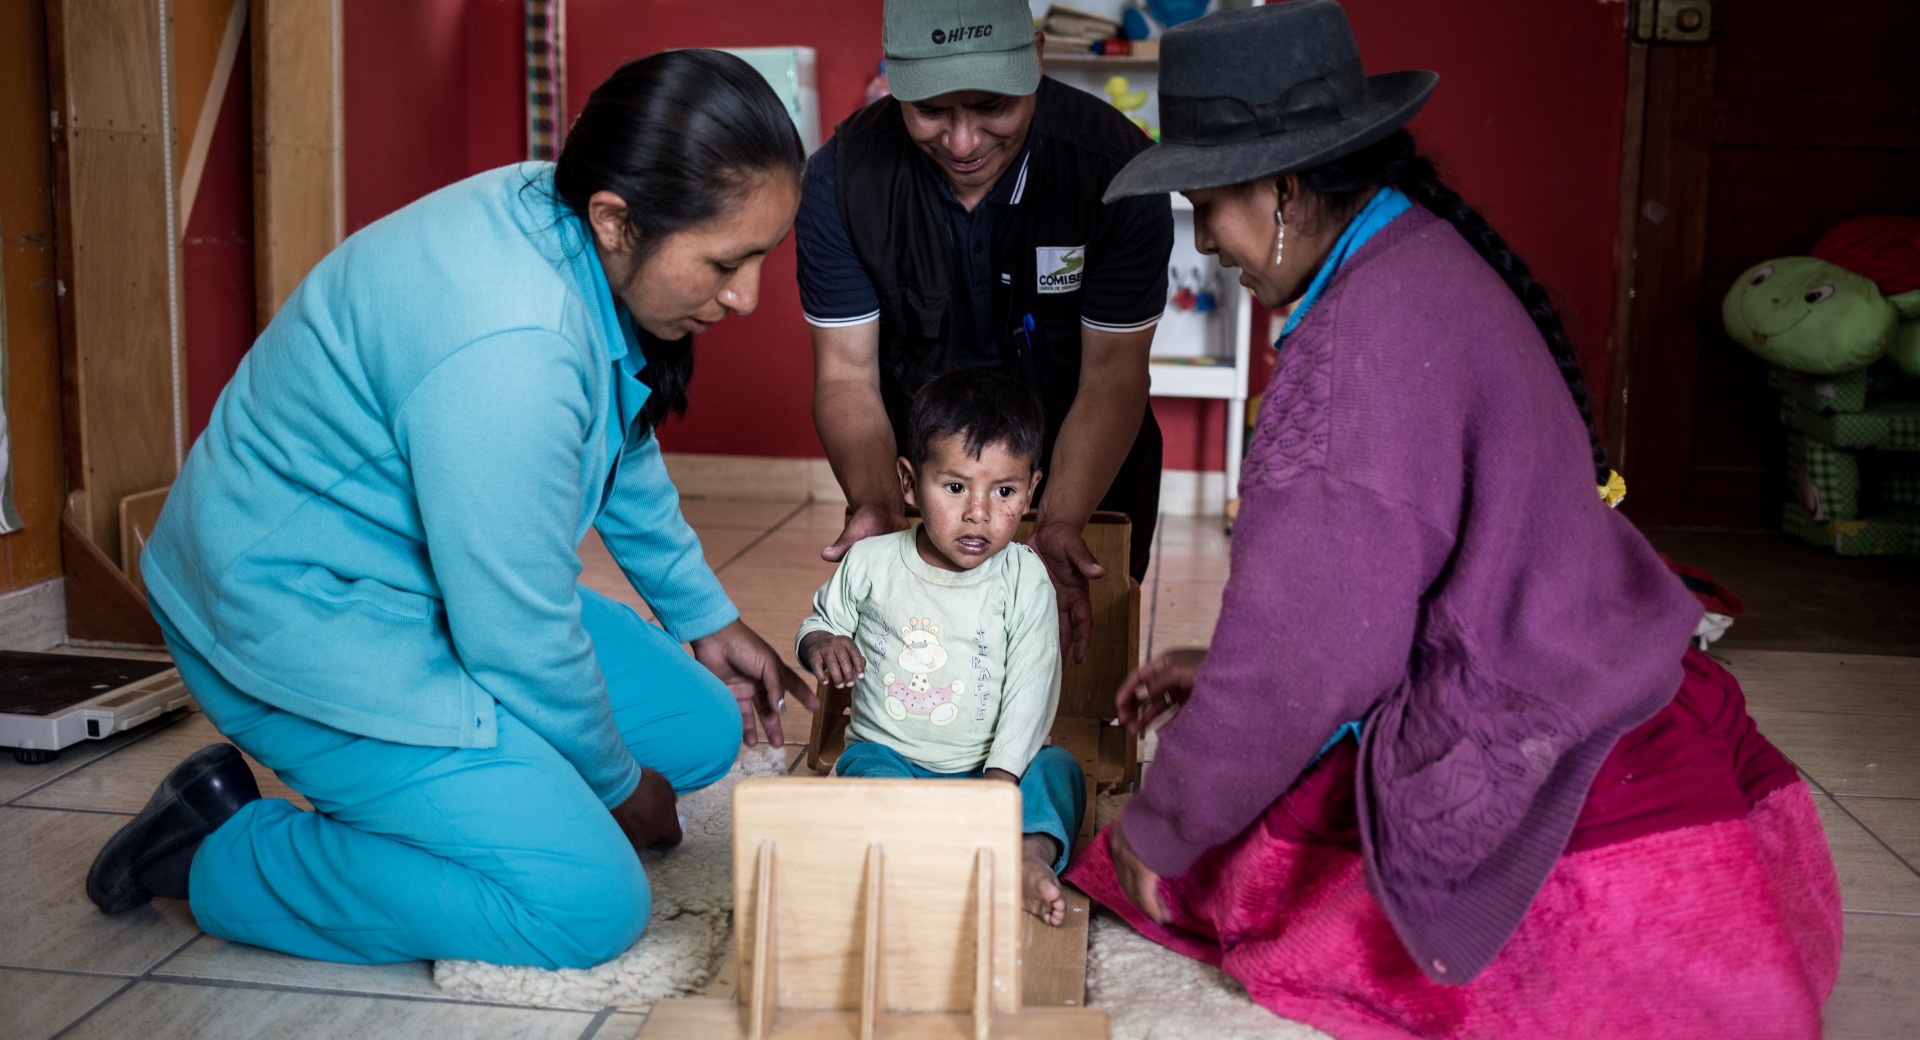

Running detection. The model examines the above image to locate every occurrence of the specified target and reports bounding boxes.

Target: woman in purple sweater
[1064,3,1842,1037]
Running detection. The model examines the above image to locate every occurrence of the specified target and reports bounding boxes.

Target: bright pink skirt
[1067,650,1842,1039]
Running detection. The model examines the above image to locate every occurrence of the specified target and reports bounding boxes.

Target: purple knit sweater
[1120,207,1702,983]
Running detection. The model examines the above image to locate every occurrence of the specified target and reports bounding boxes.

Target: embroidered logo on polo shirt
[1036,246,1085,294]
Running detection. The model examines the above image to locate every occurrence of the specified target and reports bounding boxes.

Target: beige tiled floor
[2,497,1915,1038]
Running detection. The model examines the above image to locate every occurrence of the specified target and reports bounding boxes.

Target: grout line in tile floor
[1804,773,1920,880]
[140,930,625,1014]
[43,930,203,1040]
[32,930,609,1019]
[0,963,143,980]
[1844,909,1920,918]
[708,501,811,575]
[576,1008,617,1039]
[9,803,138,818]
[41,977,138,1040]
[144,933,212,977]
[42,968,603,1036]
[128,971,579,1010]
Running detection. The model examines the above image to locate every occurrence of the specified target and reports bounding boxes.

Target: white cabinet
[1146,192,1253,503]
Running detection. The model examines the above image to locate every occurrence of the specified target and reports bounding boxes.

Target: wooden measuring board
[638,779,1107,1039]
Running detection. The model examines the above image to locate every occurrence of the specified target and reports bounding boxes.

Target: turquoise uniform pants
[160,587,740,969]
[833,741,1085,873]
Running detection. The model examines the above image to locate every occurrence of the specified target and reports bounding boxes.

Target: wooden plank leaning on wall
[34,1,338,646]
[46,0,180,645]
[251,0,343,330]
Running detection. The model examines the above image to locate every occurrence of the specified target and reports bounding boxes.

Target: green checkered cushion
[1781,396,1920,451]
[1769,366,1871,415]
[1876,457,1920,507]
[1787,432,1860,520]
[1782,502,1920,557]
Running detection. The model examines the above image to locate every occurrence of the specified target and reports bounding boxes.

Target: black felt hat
[1105,0,1437,201]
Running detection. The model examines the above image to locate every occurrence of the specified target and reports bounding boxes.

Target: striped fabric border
[1008,152,1032,204]
[1083,314,1163,334]
[803,309,882,329]
[526,0,566,161]
[804,311,1163,334]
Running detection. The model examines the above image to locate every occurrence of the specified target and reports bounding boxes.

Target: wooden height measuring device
[639,778,1108,1039]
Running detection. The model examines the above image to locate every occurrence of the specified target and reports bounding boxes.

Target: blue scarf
[1277,186,1412,348]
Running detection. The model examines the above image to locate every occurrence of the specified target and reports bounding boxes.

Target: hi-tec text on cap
[931,24,993,45]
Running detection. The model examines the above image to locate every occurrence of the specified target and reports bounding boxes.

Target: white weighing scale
[0,651,192,763]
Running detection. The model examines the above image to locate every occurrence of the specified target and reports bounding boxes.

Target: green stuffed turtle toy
[1722,255,1920,376]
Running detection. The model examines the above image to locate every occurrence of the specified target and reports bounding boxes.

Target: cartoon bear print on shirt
[881,616,966,726]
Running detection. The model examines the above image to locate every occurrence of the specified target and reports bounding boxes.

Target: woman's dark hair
[907,369,1046,472]
[552,49,805,435]
[1298,130,1610,486]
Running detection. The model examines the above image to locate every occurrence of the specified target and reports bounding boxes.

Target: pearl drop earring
[1274,206,1286,268]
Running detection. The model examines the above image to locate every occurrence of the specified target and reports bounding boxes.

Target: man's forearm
[1036,358,1150,529]
[814,380,905,511]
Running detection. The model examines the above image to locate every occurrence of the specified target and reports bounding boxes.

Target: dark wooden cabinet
[1616,0,1920,527]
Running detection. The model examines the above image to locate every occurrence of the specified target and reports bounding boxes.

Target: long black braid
[1300,130,1612,487]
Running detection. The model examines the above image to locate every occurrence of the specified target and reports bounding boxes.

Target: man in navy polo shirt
[798,0,1173,661]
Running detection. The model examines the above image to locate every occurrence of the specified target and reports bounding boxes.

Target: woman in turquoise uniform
[85,50,817,969]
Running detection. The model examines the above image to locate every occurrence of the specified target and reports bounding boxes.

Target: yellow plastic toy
[1103,75,1151,136]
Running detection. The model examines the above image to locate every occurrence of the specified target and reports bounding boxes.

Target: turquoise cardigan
[144,164,738,809]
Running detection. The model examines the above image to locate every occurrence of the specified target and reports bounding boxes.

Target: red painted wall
[1158,1,1631,473]
[187,1,524,438]
[182,27,255,440]
[188,0,1630,473]
[564,0,889,458]
[1351,0,1628,405]
[342,0,523,234]
[331,0,885,459]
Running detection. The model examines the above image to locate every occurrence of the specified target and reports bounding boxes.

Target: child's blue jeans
[833,741,1085,872]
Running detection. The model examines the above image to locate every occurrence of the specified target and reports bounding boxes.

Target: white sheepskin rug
[1088,914,1331,1040]
[1085,793,1331,1040]
[430,743,793,1010]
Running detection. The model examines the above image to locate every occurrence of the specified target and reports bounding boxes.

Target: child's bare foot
[1022,835,1066,927]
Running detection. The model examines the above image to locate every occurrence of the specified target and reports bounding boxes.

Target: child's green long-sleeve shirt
[797,529,1060,776]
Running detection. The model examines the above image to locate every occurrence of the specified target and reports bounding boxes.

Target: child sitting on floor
[797,368,1086,927]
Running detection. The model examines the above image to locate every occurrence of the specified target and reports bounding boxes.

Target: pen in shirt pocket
[1016,313,1037,352]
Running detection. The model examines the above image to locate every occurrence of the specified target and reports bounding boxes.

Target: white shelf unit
[1043,57,1256,506]
[1147,291,1253,503]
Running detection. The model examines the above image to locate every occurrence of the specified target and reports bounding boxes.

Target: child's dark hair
[906,369,1045,471]
[551,49,805,436]
[1298,130,1610,487]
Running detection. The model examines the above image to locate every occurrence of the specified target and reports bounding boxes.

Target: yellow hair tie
[1598,470,1627,509]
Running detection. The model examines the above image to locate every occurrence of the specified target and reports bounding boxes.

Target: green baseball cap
[884,0,1041,103]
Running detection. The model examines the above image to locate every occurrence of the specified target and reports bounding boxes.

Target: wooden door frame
[1604,37,1647,484]
[1609,22,1722,527]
